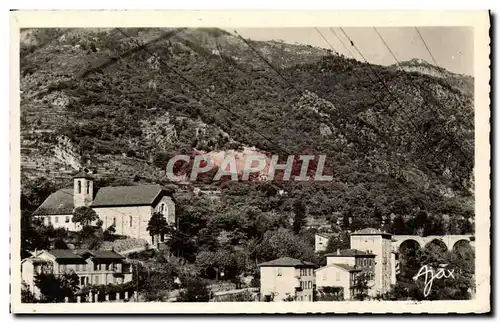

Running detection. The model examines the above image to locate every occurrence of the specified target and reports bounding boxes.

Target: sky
[232,27,474,76]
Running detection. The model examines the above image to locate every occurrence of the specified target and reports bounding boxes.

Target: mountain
[20,28,474,227]
[392,58,474,96]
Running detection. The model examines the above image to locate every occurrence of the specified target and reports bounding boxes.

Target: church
[33,171,176,242]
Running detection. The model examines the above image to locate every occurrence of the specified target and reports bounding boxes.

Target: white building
[350,228,394,295]
[33,171,176,242]
[315,263,361,300]
[259,257,317,302]
[315,232,333,253]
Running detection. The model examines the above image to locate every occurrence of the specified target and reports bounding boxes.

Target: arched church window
[78,181,81,194]
[86,181,90,194]
[113,217,116,226]
[129,216,133,227]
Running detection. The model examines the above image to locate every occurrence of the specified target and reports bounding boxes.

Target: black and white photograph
[10,10,490,314]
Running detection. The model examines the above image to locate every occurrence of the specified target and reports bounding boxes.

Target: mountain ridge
[20,28,475,227]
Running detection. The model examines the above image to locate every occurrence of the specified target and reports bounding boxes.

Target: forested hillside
[20,28,474,234]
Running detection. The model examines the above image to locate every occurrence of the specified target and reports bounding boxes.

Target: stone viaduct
[391,234,475,252]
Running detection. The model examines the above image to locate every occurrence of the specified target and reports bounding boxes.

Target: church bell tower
[73,169,94,208]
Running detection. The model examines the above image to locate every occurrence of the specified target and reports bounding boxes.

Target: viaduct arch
[391,235,475,252]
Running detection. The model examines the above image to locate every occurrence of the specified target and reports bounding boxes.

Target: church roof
[258,257,317,268]
[34,183,171,215]
[91,184,167,207]
[33,188,74,215]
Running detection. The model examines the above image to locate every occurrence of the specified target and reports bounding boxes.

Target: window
[95,276,100,285]
[277,268,282,276]
[78,180,81,194]
[160,204,164,213]
[86,181,90,194]
[308,281,312,289]
[336,272,341,282]
[363,259,367,266]
[129,216,133,227]
[308,295,311,301]
[60,264,67,272]
[65,216,70,223]
[54,216,59,223]
[94,263,99,271]
[47,217,52,224]
[75,264,80,271]
[80,276,85,285]
[112,217,116,226]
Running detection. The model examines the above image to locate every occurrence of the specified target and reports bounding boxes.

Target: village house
[316,249,376,299]
[21,249,133,298]
[349,228,394,294]
[33,171,176,242]
[315,263,361,300]
[314,232,333,253]
[258,257,317,302]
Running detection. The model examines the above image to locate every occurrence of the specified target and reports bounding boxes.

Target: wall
[260,266,297,301]
[154,196,176,225]
[21,261,38,296]
[94,196,176,242]
[94,206,152,242]
[315,235,329,252]
[37,214,80,231]
[295,267,315,302]
[350,235,392,295]
[315,266,351,300]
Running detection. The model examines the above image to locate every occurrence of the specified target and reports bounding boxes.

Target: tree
[195,247,245,280]
[351,272,370,301]
[292,200,307,234]
[177,277,210,302]
[254,228,315,262]
[325,231,350,253]
[147,212,169,246]
[21,282,37,303]
[103,224,116,241]
[391,215,410,235]
[317,286,344,301]
[34,272,80,303]
[72,206,99,227]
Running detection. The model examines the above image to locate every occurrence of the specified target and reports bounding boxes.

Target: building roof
[258,257,317,268]
[34,183,171,215]
[90,250,126,260]
[351,228,392,237]
[91,184,167,207]
[73,170,95,180]
[43,249,125,261]
[325,249,376,257]
[33,188,74,215]
[316,263,361,272]
[46,249,86,260]
[316,232,333,239]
